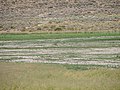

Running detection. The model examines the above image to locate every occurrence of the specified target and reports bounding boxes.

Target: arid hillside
[0,0,120,32]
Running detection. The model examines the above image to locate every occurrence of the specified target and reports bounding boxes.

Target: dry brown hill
[0,0,120,32]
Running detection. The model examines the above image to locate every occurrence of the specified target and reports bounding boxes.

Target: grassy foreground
[0,63,120,90]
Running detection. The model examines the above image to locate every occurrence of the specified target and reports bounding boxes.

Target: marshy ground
[0,32,120,90]
[0,33,120,66]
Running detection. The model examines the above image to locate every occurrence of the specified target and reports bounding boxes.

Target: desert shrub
[37,27,41,30]
[12,1,15,4]
[50,25,56,29]
[0,25,3,28]
[68,27,74,31]
[29,30,33,32]
[20,27,26,32]
[60,25,66,28]
[54,27,62,31]
[10,26,15,29]
[48,6,53,8]
[21,29,25,32]
[116,55,120,59]
[43,26,48,29]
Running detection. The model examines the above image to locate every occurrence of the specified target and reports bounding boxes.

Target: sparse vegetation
[37,27,42,30]
[54,27,63,31]
[116,55,120,59]
[0,25,3,29]
[10,26,15,29]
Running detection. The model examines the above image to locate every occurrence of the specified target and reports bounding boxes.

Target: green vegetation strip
[0,32,120,41]
[63,64,118,70]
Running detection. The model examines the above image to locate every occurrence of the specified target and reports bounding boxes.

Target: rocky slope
[0,0,120,32]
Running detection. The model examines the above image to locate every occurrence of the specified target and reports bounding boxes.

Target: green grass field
[0,32,120,41]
